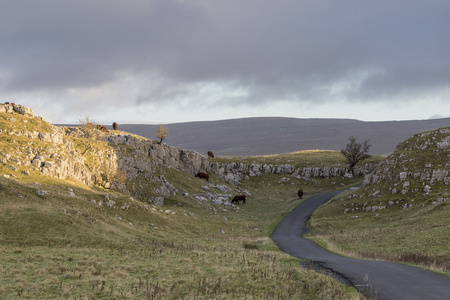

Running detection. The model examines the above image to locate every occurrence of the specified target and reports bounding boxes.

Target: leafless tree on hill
[341,136,371,176]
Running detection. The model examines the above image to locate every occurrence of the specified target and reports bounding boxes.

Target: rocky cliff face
[99,133,209,205]
[0,103,209,206]
[102,134,209,177]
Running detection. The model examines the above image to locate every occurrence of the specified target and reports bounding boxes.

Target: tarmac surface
[271,189,450,300]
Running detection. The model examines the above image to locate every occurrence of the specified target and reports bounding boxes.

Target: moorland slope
[118,117,450,156]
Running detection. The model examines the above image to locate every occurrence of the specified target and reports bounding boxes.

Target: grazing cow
[195,172,209,181]
[207,151,214,158]
[231,195,246,204]
[297,189,304,199]
[96,124,109,132]
[112,122,118,131]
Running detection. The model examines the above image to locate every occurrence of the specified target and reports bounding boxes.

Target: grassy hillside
[0,111,370,299]
[309,127,450,275]
[0,161,364,299]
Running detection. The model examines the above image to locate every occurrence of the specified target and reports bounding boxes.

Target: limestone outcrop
[210,161,377,185]
[0,105,209,206]
[352,126,450,212]
[364,127,450,191]
[102,134,208,176]
[0,103,34,117]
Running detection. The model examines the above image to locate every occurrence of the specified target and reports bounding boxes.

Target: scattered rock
[36,190,48,198]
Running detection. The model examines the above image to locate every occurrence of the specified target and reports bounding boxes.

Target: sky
[1,0,449,125]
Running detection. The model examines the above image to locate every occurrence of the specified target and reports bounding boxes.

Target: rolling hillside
[117,117,450,156]
[310,126,450,272]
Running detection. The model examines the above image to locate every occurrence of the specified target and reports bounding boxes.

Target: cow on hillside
[231,195,246,204]
[195,172,209,181]
[297,189,304,199]
[96,124,109,132]
[207,151,214,158]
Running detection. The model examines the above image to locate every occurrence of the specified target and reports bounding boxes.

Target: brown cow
[112,122,118,131]
[297,189,303,199]
[95,124,109,132]
[207,151,214,158]
[231,195,246,204]
[195,172,209,181]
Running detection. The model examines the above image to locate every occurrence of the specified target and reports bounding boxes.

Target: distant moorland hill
[117,117,450,156]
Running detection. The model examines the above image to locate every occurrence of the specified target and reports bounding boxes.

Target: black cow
[231,195,246,204]
[297,189,304,199]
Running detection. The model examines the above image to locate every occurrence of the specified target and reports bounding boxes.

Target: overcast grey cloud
[1,0,449,123]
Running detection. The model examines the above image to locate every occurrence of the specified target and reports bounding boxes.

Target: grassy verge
[308,187,450,276]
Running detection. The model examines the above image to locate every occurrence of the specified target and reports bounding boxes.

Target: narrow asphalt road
[271,189,450,300]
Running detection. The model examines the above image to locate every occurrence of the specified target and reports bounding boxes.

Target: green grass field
[0,142,367,299]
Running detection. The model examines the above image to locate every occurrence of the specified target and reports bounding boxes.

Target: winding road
[271,189,450,300]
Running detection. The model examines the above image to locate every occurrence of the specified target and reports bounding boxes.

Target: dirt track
[271,189,450,300]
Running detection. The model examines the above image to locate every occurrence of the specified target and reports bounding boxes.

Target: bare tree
[155,124,169,144]
[78,116,99,139]
[341,136,371,176]
[78,116,100,155]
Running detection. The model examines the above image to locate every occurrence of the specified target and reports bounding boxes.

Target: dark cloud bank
[1,0,449,110]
